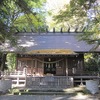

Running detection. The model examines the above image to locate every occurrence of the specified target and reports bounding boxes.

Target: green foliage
[53,0,91,31]
[53,0,100,36]
[6,53,16,71]
[0,0,46,46]
[13,0,47,32]
[9,88,20,95]
[84,53,100,72]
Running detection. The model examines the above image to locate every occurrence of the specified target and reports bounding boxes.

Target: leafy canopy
[53,0,100,41]
[0,0,46,50]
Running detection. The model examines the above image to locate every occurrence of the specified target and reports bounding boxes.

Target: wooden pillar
[35,59,38,73]
[0,53,7,71]
[65,57,68,76]
[42,58,44,75]
[16,54,18,70]
[31,59,33,75]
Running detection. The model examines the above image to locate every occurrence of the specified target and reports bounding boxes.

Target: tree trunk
[0,53,7,71]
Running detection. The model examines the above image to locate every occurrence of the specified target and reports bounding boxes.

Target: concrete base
[0,79,12,93]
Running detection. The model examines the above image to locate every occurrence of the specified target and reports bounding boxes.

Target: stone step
[13,91,68,95]
[13,89,69,95]
[19,89,64,92]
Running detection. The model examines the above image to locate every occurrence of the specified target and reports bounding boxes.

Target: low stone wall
[26,76,73,90]
[0,79,12,93]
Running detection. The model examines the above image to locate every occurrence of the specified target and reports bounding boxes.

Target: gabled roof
[14,32,94,54]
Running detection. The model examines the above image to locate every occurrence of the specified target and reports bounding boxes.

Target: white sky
[45,0,70,27]
[45,0,100,29]
[46,0,70,13]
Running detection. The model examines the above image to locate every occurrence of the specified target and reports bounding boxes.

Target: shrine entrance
[44,58,56,75]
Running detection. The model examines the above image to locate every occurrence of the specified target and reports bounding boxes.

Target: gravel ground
[0,94,99,100]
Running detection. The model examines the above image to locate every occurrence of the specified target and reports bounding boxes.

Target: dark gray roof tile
[15,32,94,53]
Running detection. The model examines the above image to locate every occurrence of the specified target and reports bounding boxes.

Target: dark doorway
[44,58,56,74]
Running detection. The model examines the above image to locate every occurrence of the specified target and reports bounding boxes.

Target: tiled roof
[15,32,94,53]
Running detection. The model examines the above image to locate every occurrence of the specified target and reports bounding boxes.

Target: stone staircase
[11,86,90,96]
[12,89,68,95]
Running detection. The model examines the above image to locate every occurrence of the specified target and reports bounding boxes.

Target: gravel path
[0,94,98,100]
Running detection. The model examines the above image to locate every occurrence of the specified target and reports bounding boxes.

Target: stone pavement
[0,94,99,100]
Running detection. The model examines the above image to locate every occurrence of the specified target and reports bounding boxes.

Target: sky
[46,0,70,13]
[45,0,70,29]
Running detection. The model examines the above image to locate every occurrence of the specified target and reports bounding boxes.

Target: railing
[1,70,100,89]
[1,70,27,88]
[26,76,74,90]
[1,70,25,76]
[73,75,100,85]
[1,70,74,89]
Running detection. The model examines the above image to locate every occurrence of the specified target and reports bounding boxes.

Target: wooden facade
[16,53,84,76]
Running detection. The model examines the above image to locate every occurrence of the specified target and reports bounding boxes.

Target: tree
[6,53,16,71]
[0,0,46,71]
[53,0,100,35]
[84,53,100,74]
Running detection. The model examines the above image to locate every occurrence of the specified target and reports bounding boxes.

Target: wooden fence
[26,76,74,90]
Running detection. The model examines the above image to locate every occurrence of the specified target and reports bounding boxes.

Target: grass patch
[8,88,20,95]
[76,89,91,95]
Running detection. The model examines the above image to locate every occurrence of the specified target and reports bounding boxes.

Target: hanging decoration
[33,58,64,64]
